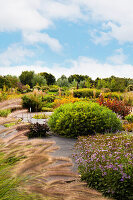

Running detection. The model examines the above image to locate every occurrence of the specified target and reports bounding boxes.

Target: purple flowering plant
[74,133,133,199]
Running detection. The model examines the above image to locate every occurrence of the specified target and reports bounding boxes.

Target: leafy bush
[48,101,122,137]
[27,122,49,138]
[97,94,131,118]
[73,88,100,98]
[74,134,133,200]
[42,94,56,102]
[22,94,43,112]
[41,107,53,112]
[125,114,133,123]
[33,113,48,119]
[0,109,11,117]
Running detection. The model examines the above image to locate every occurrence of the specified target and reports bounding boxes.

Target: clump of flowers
[54,96,80,108]
[74,134,133,200]
[123,123,133,132]
[96,94,131,118]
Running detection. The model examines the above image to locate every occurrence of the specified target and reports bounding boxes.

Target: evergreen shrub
[48,101,122,137]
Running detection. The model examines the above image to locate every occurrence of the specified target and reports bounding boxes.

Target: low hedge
[73,88,100,98]
[48,101,122,137]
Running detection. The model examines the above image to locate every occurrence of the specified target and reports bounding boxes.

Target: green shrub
[27,122,49,138]
[42,94,56,102]
[48,101,122,137]
[0,109,11,117]
[22,95,43,112]
[125,114,133,123]
[42,102,54,108]
[74,134,133,200]
[42,107,53,112]
[73,88,100,98]
[48,88,58,92]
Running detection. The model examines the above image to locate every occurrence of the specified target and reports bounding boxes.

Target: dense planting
[96,94,131,118]
[125,114,133,123]
[48,101,122,137]
[73,88,100,98]
[74,134,133,200]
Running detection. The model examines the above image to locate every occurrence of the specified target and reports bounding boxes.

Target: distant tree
[0,75,19,88]
[19,71,35,87]
[32,74,47,87]
[68,74,89,83]
[56,75,69,87]
[39,72,55,85]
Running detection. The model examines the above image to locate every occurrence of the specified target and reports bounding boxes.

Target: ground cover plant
[74,133,133,200]
[33,113,48,119]
[0,109,11,117]
[48,101,122,137]
[96,94,131,118]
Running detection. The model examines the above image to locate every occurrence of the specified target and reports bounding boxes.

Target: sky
[0,0,133,80]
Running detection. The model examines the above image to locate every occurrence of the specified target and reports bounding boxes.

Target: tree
[68,74,89,83]
[32,74,47,87]
[56,75,69,87]
[19,71,35,87]
[39,72,55,85]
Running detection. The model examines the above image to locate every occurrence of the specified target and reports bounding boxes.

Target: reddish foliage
[96,94,131,118]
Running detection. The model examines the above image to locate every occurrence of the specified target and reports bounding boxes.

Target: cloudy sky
[0,0,133,79]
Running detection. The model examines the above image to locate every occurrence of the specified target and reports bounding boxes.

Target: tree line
[0,71,133,92]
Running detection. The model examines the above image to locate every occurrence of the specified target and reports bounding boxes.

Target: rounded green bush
[48,101,122,137]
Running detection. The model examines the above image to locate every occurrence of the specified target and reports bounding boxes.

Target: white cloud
[0,44,34,66]
[107,49,127,65]
[23,32,62,52]
[0,57,132,79]
[1,0,133,44]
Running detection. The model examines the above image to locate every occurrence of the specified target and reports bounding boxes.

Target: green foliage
[33,113,48,119]
[73,88,100,98]
[32,74,47,87]
[22,95,43,112]
[74,134,133,200]
[125,114,133,123]
[56,75,70,87]
[42,107,53,112]
[42,94,56,102]
[39,72,56,85]
[68,74,91,83]
[4,122,16,127]
[0,109,11,117]
[103,92,123,100]
[19,71,35,88]
[27,122,49,138]
[48,101,122,138]
[0,75,19,89]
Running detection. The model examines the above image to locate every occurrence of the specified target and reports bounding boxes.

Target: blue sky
[0,0,133,79]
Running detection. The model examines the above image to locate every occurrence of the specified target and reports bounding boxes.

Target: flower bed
[74,134,133,199]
